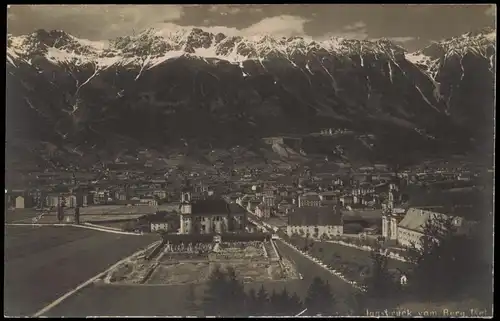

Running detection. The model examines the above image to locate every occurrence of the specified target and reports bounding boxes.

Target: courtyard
[102,240,300,286]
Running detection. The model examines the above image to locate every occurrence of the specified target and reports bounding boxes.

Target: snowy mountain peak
[405,28,495,78]
[7,27,412,68]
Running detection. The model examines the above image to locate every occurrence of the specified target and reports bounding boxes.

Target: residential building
[62,195,77,208]
[255,203,271,219]
[76,194,88,207]
[263,186,277,197]
[339,195,354,206]
[362,194,376,206]
[278,187,289,197]
[277,199,296,214]
[46,194,60,207]
[262,195,277,207]
[115,190,127,201]
[298,192,322,208]
[150,216,173,232]
[457,172,473,181]
[286,206,343,238]
[320,191,339,205]
[179,192,246,234]
[247,200,261,213]
[153,190,167,199]
[140,198,158,207]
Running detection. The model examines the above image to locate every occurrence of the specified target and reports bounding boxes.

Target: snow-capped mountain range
[6,27,496,163]
[8,27,494,76]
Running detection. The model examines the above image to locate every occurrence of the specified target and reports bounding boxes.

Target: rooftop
[186,199,246,216]
[288,206,343,226]
[398,207,471,233]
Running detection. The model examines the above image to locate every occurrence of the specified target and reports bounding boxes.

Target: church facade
[179,191,246,234]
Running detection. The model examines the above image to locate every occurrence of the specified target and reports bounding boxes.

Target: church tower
[180,189,192,214]
[387,184,395,212]
[179,187,193,234]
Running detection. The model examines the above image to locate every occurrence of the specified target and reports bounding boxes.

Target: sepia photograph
[5,4,495,317]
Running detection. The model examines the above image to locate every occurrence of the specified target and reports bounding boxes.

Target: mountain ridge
[6,27,495,168]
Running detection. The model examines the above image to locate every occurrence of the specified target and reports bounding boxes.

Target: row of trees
[185,266,336,316]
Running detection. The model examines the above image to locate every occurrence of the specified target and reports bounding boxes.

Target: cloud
[387,36,416,43]
[156,15,309,39]
[343,21,366,31]
[485,5,495,16]
[317,21,369,41]
[8,5,184,39]
[208,5,242,15]
[155,22,241,38]
[243,15,309,37]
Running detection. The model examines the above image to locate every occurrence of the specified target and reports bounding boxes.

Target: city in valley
[5,4,494,318]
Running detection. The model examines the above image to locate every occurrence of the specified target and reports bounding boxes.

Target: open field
[80,205,157,215]
[9,213,144,224]
[4,226,160,316]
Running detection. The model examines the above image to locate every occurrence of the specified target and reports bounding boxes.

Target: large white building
[286,206,343,239]
[384,207,477,249]
[298,192,322,208]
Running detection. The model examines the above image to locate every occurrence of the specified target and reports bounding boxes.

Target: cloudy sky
[7,4,496,51]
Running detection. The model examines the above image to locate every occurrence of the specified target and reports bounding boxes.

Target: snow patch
[485,32,496,42]
[405,52,430,65]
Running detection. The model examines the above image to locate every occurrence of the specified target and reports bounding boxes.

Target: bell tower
[181,191,192,203]
[180,188,192,215]
[179,189,192,234]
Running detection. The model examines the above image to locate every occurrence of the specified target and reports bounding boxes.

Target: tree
[185,284,199,316]
[245,288,258,316]
[202,265,227,316]
[254,285,270,315]
[364,249,396,299]
[345,291,369,316]
[277,287,299,316]
[406,214,457,300]
[225,266,246,316]
[305,277,336,315]
[289,292,303,313]
[268,290,281,315]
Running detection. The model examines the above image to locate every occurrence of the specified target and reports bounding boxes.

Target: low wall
[146,241,166,261]
[270,240,281,262]
[86,218,136,224]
